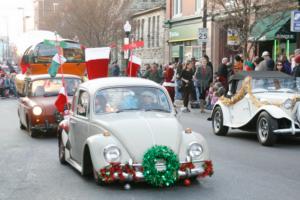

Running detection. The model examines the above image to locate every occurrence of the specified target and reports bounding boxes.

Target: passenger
[95,94,107,113]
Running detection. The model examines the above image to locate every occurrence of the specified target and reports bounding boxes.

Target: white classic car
[211,71,300,146]
[58,77,213,187]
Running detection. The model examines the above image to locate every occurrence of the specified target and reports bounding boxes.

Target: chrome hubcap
[259,118,269,141]
[214,111,221,132]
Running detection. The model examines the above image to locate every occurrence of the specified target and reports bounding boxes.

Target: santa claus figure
[162,64,175,102]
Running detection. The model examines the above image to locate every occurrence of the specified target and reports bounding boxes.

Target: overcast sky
[0,0,34,43]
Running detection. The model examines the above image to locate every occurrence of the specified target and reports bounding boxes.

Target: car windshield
[30,78,81,97]
[94,87,171,114]
[252,78,296,93]
[36,42,84,63]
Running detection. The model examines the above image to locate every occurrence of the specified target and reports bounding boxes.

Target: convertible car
[58,77,213,187]
[211,71,300,146]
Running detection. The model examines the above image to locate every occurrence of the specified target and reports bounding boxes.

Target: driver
[95,94,107,113]
[140,91,158,110]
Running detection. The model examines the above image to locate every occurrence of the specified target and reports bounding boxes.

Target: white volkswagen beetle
[58,77,213,187]
[211,71,300,146]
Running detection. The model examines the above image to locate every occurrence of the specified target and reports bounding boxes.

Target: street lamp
[18,7,30,33]
[123,21,131,75]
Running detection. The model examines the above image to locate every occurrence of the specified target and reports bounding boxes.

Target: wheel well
[82,146,93,176]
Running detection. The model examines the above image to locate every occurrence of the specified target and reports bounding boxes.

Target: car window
[252,78,296,93]
[77,90,89,117]
[94,87,171,114]
[30,78,81,97]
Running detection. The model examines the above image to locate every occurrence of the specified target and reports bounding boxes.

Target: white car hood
[93,112,183,162]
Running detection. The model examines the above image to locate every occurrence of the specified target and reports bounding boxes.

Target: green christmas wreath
[142,145,180,187]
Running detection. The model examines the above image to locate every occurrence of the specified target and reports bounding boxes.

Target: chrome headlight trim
[283,98,293,110]
[103,145,121,162]
[187,142,203,159]
[32,106,43,116]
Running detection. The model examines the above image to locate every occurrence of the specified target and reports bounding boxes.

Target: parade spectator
[275,60,285,73]
[217,57,229,91]
[233,55,243,74]
[279,55,291,74]
[111,61,120,77]
[0,73,4,97]
[143,63,163,84]
[292,54,300,77]
[244,59,255,71]
[175,62,183,100]
[180,61,194,112]
[256,51,275,71]
[162,64,175,103]
[204,55,214,84]
[252,56,263,70]
[194,58,213,113]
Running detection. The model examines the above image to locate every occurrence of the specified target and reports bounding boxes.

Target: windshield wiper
[144,108,170,113]
[116,108,141,113]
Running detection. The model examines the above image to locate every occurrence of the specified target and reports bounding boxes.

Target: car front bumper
[97,160,213,183]
[273,122,300,135]
[31,120,58,133]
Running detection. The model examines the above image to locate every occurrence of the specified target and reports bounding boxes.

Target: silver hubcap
[214,111,221,132]
[259,118,269,142]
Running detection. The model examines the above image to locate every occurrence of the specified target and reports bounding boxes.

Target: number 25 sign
[198,28,208,43]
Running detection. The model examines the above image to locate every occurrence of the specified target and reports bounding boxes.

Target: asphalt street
[1,99,300,200]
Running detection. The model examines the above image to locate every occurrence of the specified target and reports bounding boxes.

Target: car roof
[17,74,81,81]
[80,77,161,94]
[230,71,293,81]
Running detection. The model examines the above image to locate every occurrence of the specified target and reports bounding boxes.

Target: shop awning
[249,11,290,41]
[169,24,198,42]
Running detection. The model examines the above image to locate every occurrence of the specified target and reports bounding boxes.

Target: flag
[48,53,67,78]
[85,47,111,80]
[55,87,67,113]
[127,55,141,77]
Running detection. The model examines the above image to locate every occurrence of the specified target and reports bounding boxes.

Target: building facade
[131,0,166,12]
[131,6,167,66]
[33,0,61,30]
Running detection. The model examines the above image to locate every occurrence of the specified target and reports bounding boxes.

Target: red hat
[295,54,300,64]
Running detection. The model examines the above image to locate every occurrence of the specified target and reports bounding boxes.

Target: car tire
[257,112,278,146]
[27,120,38,138]
[19,120,26,130]
[212,107,229,136]
[58,134,67,164]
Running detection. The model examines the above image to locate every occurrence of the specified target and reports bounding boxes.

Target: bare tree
[41,0,132,47]
[209,0,297,58]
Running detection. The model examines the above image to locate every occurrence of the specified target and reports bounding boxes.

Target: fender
[212,102,232,126]
[255,105,292,120]
[82,134,131,172]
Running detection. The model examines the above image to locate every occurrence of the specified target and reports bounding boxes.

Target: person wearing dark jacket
[180,61,194,112]
[217,57,229,91]
[292,54,300,77]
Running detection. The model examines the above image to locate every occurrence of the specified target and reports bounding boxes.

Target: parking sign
[198,28,208,43]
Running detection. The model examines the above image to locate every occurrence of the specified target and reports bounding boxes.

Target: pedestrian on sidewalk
[194,58,213,113]
[255,51,275,71]
[180,61,194,112]
[217,57,229,91]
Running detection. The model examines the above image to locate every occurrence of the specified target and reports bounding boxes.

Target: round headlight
[188,143,203,158]
[103,145,121,162]
[32,106,42,116]
[283,99,293,110]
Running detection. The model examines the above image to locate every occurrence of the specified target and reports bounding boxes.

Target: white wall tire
[212,107,229,136]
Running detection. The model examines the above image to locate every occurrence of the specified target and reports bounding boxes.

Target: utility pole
[297,0,300,48]
[202,0,207,56]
